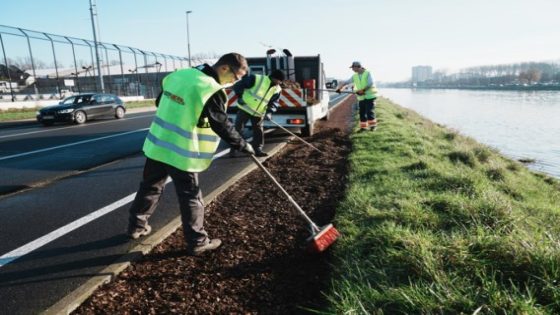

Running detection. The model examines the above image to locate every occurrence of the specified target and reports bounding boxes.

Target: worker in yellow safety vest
[336,61,378,132]
[127,53,255,256]
[230,69,284,157]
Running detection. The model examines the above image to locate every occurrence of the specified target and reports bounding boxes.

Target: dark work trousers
[234,109,265,151]
[128,157,209,246]
[358,98,376,123]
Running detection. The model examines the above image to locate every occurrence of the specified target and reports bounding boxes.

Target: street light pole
[89,0,105,92]
[185,10,192,67]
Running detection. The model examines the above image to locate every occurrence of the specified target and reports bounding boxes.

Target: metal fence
[0,24,189,102]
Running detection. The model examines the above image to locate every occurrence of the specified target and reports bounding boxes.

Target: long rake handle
[250,154,320,232]
[267,119,323,154]
[237,104,323,154]
[306,88,356,94]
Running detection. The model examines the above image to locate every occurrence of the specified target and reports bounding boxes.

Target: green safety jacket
[143,68,225,172]
[352,70,378,101]
[240,75,282,116]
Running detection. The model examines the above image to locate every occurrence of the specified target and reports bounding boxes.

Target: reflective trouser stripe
[368,119,377,126]
[360,121,368,128]
[146,133,214,159]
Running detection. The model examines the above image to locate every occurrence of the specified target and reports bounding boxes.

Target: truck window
[302,67,311,80]
[249,66,265,75]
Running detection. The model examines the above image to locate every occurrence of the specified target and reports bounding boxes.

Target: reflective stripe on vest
[143,68,225,172]
[240,75,281,116]
[352,70,378,101]
[145,133,215,159]
[152,116,217,142]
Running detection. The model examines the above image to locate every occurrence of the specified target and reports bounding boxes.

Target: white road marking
[0,127,276,268]
[0,142,249,268]
[0,128,150,162]
[0,193,138,267]
[0,113,154,140]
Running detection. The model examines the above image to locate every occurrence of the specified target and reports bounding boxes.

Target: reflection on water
[381,88,560,179]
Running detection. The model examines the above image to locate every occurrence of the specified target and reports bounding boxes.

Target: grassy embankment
[0,99,155,122]
[325,98,560,314]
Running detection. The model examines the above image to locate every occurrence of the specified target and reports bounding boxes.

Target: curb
[42,141,289,315]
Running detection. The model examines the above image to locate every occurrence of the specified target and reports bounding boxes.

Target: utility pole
[186,11,192,67]
[89,0,105,92]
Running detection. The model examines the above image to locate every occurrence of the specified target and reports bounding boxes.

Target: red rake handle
[250,154,320,233]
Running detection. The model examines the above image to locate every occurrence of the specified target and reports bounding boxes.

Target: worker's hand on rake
[335,88,342,94]
[356,89,365,96]
[240,142,255,155]
[264,111,273,121]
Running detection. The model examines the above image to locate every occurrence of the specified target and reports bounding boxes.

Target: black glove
[335,88,342,94]
[240,142,255,155]
[264,112,272,121]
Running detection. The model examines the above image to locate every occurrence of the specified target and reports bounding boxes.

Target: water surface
[381,88,560,178]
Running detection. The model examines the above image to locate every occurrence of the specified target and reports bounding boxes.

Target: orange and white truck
[226,49,330,136]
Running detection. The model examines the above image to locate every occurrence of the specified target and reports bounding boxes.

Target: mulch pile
[74,97,355,314]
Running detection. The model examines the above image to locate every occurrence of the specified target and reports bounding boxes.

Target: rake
[250,155,339,252]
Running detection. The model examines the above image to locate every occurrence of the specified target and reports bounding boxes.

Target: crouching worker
[127,53,255,256]
[230,69,284,157]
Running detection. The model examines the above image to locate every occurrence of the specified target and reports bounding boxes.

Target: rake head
[307,224,340,253]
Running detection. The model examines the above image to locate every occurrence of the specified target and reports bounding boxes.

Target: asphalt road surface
[0,94,347,314]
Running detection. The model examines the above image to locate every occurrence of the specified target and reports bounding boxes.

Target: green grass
[324,98,560,314]
[0,99,155,122]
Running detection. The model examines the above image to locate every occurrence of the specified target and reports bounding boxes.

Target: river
[380,88,560,179]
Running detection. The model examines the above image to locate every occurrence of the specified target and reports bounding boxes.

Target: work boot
[187,239,222,256]
[357,128,368,133]
[254,149,268,157]
[127,224,152,239]
[370,126,377,131]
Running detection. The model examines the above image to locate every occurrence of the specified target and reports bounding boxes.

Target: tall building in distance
[411,65,433,82]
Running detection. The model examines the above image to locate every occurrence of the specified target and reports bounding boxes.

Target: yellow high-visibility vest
[352,70,378,101]
[143,68,225,172]
[240,74,281,116]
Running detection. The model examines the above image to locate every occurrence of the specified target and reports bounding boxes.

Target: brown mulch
[74,96,355,314]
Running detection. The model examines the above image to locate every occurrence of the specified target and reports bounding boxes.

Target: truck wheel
[301,122,314,137]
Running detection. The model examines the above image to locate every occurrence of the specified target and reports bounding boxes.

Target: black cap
[350,61,362,68]
[269,69,285,81]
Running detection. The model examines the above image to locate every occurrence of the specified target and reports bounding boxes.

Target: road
[0,94,348,314]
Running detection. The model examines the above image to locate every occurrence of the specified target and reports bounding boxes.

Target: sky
[1,0,560,82]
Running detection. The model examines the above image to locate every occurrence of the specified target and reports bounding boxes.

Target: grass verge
[325,98,560,314]
[0,99,155,122]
